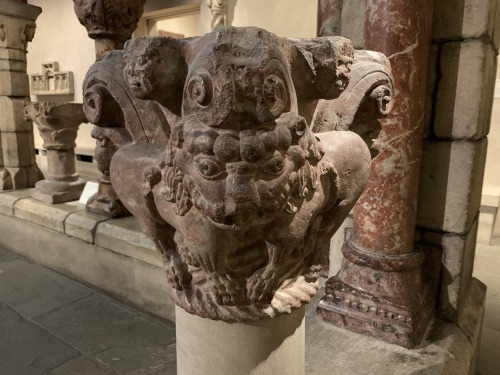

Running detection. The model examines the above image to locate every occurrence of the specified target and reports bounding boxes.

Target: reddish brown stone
[318,0,440,348]
[81,27,394,322]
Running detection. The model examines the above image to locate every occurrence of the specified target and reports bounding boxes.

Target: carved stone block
[417,138,487,235]
[1,131,36,167]
[30,62,74,97]
[0,71,29,96]
[0,97,32,132]
[82,27,394,322]
[434,40,496,140]
[433,0,498,42]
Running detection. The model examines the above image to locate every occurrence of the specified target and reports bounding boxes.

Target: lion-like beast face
[163,31,321,229]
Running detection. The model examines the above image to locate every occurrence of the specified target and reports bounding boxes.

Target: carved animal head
[154,28,323,228]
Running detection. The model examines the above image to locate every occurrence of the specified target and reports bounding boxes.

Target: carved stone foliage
[73,0,146,42]
[24,102,87,203]
[82,27,394,321]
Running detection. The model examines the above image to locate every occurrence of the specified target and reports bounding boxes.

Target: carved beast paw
[246,265,283,303]
[207,273,244,306]
[165,259,192,290]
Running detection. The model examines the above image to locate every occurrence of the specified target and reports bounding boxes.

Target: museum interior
[0,0,499,374]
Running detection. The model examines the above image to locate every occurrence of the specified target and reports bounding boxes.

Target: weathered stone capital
[82,26,394,321]
[24,102,86,150]
[73,0,145,42]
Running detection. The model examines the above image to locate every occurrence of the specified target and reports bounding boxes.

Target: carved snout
[224,162,261,216]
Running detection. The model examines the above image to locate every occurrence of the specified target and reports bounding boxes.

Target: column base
[176,305,305,375]
[318,241,442,348]
[0,165,43,191]
[31,178,86,204]
[86,177,129,218]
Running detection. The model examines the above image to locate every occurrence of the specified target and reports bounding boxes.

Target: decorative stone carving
[82,27,394,321]
[73,0,145,218]
[30,62,74,96]
[24,102,87,203]
[73,0,146,43]
[0,0,43,191]
[206,0,227,30]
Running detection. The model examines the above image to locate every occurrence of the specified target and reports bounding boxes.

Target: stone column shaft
[318,0,441,348]
[0,0,43,190]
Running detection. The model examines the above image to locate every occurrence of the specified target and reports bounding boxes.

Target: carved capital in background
[82,27,394,321]
[73,0,146,42]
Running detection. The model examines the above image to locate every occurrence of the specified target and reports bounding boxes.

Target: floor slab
[0,303,79,375]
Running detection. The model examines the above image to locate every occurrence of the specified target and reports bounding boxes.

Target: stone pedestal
[0,0,43,190]
[24,102,87,203]
[176,306,305,375]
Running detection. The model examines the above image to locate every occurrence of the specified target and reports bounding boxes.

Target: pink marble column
[318,0,441,348]
[317,0,342,37]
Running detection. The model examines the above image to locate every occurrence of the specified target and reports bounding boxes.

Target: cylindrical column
[353,0,434,255]
[176,306,305,375]
[318,0,441,348]
[25,102,87,203]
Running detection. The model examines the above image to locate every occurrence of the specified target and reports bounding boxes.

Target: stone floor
[0,243,498,375]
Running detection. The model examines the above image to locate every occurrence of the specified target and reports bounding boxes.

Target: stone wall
[328,0,499,324]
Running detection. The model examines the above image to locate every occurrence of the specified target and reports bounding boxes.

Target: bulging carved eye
[262,154,286,176]
[195,157,225,179]
[187,72,213,107]
[263,74,287,118]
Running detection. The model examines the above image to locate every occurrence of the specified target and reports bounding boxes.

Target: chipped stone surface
[65,210,109,244]
[95,216,161,268]
[14,198,84,233]
[433,0,498,42]
[417,139,487,234]
[434,40,497,140]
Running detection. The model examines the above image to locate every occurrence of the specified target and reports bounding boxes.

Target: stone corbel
[81,27,394,373]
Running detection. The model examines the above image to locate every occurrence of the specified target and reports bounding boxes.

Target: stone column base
[86,177,129,218]
[176,305,305,375]
[318,241,442,348]
[31,178,86,204]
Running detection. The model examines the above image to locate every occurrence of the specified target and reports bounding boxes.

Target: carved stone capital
[24,102,86,150]
[73,0,145,42]
[82,27,394,321]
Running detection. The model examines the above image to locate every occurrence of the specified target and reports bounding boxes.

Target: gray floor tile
[44,356,116,375]
[0,247,19,263]
[0,259,92,319]
[95,344,177,375]
[0,303,79,375]
[34,294,176,357]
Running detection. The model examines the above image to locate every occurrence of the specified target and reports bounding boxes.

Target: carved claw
[165,259,192,290]
[246,265,283,303]
[207,273,243,306]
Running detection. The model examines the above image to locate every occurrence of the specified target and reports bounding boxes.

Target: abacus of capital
[81,26,394,374]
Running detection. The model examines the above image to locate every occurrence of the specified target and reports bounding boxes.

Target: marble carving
[82,27,394,321]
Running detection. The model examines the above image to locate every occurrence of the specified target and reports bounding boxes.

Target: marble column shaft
[318,0,441,348]
[0,0,43,190]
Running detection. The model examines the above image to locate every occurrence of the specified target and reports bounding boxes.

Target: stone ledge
[0,190,160,269]
[0,211,174,322]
